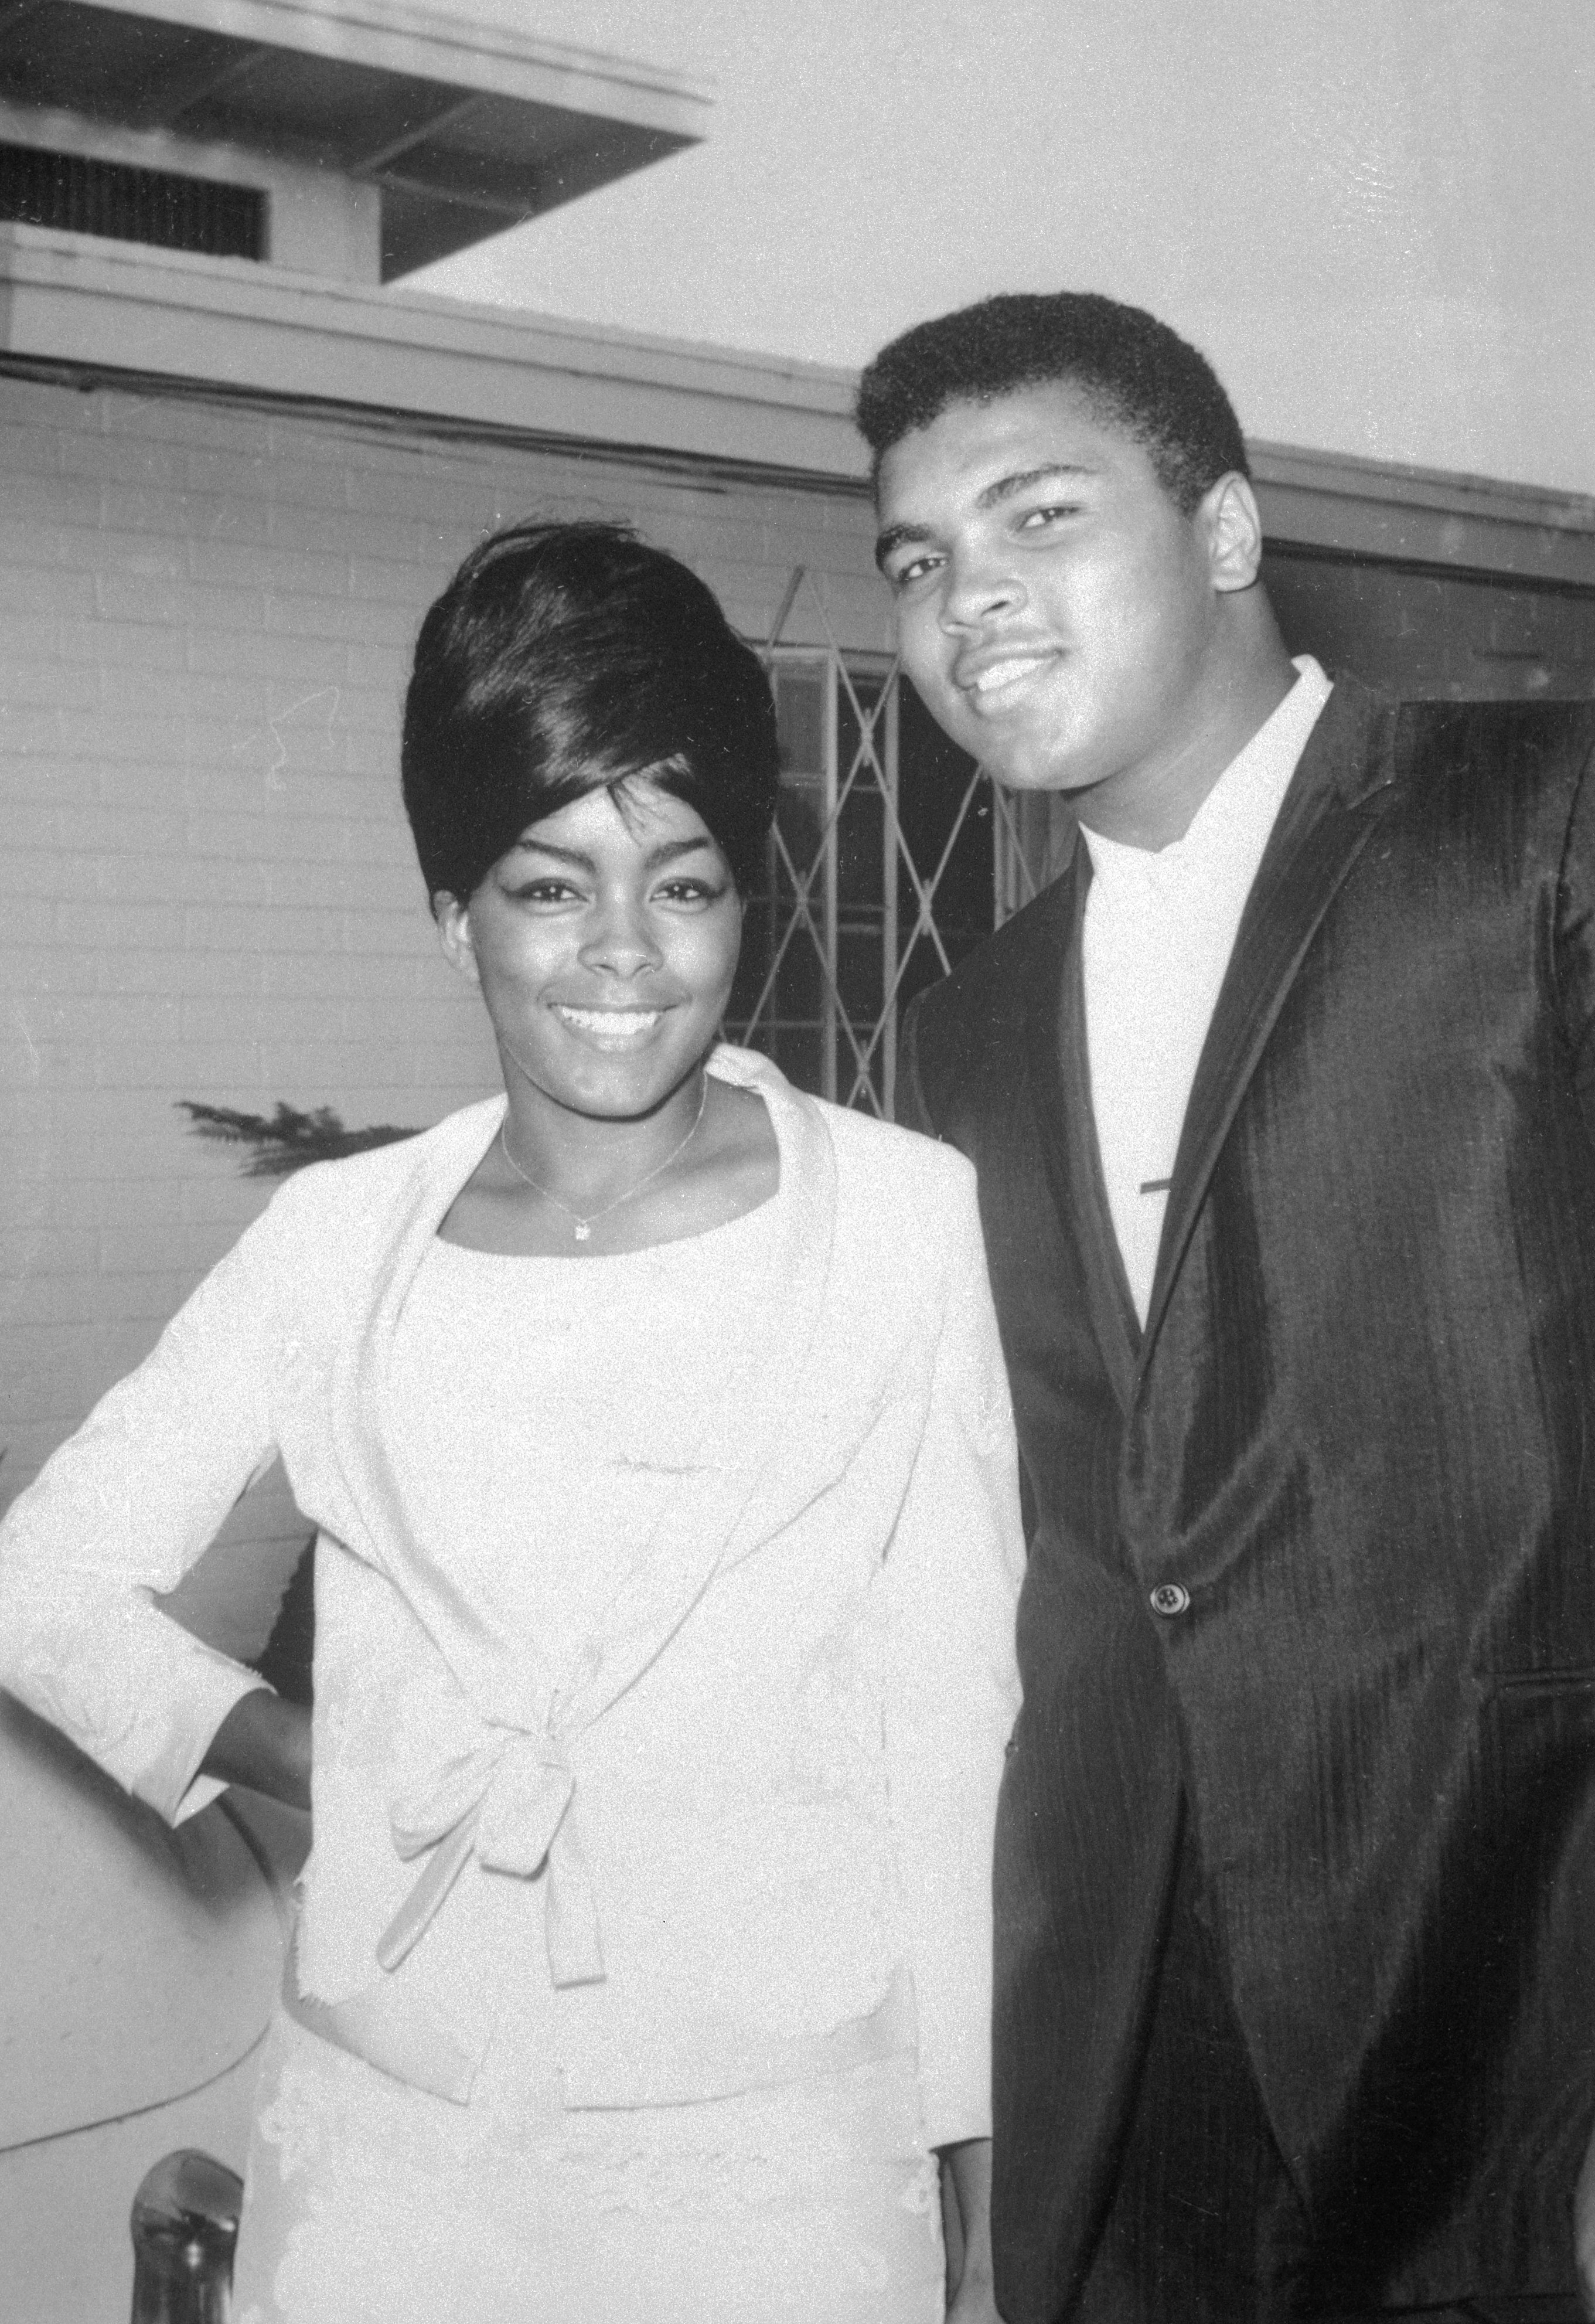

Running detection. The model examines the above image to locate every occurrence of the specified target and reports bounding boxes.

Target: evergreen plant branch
[175,1101,418,1178]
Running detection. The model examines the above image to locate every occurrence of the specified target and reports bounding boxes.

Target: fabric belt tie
[376,1729,605,1988]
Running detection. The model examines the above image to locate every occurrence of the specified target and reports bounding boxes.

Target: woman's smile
[551,1002,669,1048]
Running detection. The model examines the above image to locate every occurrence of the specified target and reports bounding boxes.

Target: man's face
[875,382,1233,804]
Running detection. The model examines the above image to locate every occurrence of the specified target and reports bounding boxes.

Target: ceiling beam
[158,43,275,127]
[373,162,527,222]
[345,91,486,179]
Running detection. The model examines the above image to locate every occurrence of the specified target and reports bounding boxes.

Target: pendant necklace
[498,1076,709,1242]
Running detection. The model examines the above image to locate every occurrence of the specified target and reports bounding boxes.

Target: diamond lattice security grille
[721,568,1000,1117]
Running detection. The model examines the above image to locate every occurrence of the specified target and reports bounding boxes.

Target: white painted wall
[415,0,1595,498]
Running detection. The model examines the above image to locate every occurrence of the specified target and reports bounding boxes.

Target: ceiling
[0,0,710,275]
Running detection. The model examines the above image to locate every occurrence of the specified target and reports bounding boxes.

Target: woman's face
[435,778,744,1122]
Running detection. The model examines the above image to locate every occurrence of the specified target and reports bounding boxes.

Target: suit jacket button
[1150,1583,1191,1617]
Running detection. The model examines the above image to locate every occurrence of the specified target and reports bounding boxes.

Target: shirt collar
[1081,656,1332,892]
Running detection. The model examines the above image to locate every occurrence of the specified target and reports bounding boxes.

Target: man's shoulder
[1395,693,1595,786]
[901,866,1076,1135]
[911,862,1076,1043]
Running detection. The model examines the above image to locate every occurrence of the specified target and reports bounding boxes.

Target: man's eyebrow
[874,522,931,573]
[874,462,1098,571]
[976,461,1096,511]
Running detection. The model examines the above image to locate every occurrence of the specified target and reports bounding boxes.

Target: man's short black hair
[402,519,779,905]
[856,291,1249,513]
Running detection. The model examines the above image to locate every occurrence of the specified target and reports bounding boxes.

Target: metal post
[821,649,839,1102]
[880,677,900,1118]
[130,2150,243,2324]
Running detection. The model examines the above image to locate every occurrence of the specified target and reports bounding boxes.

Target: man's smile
[956,648,1059,707]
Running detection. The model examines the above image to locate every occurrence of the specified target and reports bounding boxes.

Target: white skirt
[230,2003,946,2324]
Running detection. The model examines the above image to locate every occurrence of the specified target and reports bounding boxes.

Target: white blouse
[385,1208,779,1730]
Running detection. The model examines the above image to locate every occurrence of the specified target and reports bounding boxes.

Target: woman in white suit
[0,522,1023,2323]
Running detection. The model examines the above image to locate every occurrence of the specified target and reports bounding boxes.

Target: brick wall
[0,368,889,1655]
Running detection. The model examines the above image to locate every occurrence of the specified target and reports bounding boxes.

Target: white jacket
[0,1048,1024,2146]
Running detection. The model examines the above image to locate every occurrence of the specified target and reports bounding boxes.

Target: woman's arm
[200,1685,312,1813]
[879,1173,1026,2159]
[940,2136,1003,2321]
[0,1193,301,1824]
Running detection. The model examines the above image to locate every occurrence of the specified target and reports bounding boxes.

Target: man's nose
[939,547,1025,631]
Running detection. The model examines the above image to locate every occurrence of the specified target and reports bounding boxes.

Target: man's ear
[1199,472,1266,596]
[432,892,480,985]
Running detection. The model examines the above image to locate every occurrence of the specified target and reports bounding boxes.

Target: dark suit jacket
[899,676,1595,2319]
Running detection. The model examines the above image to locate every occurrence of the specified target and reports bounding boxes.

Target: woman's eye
[509,880,581,904]
[655,879,721,905]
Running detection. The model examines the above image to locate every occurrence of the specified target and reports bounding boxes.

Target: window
[724,647,996,1116]
[0,142,265,261]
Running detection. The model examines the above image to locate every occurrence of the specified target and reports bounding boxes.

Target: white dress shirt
[1081,657,1332,1324]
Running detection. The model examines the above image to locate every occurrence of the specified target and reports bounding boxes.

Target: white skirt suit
[0,1047,1025,2321]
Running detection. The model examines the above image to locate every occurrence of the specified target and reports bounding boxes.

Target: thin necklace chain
[498,1075,709,1242]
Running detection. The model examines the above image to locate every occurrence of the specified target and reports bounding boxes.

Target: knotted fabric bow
[376,1726,605,1987]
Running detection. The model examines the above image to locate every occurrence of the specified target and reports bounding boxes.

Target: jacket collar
[322,1047,837,1738]
[1013,675,1398,1404]
[1134,673,1399,1376]
[1020,844,1142,1412]
[298,1049,841,2050]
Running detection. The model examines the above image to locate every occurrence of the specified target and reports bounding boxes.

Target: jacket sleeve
[1555,737,1595,1145]
[881,1169,1025,2148]
[0,1186,308,1826]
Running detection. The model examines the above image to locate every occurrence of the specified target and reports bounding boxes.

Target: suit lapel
[1024,843,1141,1413]
[1137,678,1399,1377]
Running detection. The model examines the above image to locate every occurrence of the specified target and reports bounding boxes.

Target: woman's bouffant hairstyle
[855,291,1249,515]
[401,520,781,904]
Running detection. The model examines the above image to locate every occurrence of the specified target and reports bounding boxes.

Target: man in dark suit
[858,291,1595,2322]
